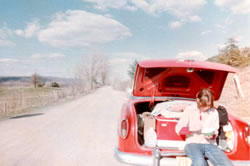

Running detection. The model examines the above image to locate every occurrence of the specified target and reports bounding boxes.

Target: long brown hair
[196,88,214,108]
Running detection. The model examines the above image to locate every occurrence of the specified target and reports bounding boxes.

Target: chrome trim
[129,96,196,101]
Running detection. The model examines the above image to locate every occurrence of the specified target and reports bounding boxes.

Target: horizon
[0,0,250,80]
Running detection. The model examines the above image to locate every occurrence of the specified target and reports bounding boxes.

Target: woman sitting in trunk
[175,88,233,166]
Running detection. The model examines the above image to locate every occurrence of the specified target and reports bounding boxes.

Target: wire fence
[0,88,78,118]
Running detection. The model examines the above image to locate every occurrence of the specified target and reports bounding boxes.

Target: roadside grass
[0,86,56,96]
[0,86,76,119]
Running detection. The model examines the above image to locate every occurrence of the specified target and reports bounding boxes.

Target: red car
[115,59,250,166]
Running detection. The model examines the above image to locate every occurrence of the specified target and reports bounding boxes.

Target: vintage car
[115,59,250,166]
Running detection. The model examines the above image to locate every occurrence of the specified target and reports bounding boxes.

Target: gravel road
[0,86,129,166]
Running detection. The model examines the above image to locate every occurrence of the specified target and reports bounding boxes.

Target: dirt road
[0,86,128,166]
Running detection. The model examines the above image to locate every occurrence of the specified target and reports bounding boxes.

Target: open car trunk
[136,100,193,150]
[135,100,235,152]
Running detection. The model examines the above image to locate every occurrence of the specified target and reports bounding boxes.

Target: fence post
[54,90,58,101]
[4,103,6,114]
[22,92,25,109]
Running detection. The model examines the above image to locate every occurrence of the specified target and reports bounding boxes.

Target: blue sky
[0,0,250,79]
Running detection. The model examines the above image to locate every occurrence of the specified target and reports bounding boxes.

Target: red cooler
[155,115,186,150]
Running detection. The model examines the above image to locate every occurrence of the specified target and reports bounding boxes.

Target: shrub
[37,82,45,87]
[51,82,60,88]
[216,54,250,68]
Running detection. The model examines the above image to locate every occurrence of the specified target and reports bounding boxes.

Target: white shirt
[175,103,219,144]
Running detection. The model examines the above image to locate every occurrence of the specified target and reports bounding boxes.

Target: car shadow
[10,113,44,119]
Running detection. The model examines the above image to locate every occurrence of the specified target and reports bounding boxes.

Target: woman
[176,88,233,166]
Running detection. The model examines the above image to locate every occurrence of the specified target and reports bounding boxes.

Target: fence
[0,88,76,118]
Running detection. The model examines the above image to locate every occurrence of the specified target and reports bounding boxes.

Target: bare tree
[99,57,109,86]
[32,73,40,88]
[75,52,109,92]
[128,59,138,80]
[111,75,130,91]
[241,47,250,58]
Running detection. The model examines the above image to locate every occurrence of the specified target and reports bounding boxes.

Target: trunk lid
[133,59,237,101]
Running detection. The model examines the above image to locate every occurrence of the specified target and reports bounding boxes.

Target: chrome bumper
[232,161,250,166]
[115,147,181,166]
[115,147,250,166]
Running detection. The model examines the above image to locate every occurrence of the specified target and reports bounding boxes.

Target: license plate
[176,156,192,166]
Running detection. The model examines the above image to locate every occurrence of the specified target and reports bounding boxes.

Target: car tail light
[245,125,250,145]
[120,119,129,139]
[224,123,235,151]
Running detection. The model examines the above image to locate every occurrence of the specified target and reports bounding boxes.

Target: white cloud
[85,0,136,11]
[0,26,12,38]
[31,53,65,59]
[15,29,24,36]
[0,58,18,63]
[168,15,201,29]
[189,15,201,22]
[216,44,226,50]
[215,17,233,34]
[169,21,183,28]
[84,0,206,21]
[38,10,131,47]
[201,30,212,35]
[130,0,149,9]
[177,51,206,60]
[15,20,40,38]
[0,26,15,47]
[214,0,250,14]
[0,39,16,47]
[215,24,227,34]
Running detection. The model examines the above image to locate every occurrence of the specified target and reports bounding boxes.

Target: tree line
[208,38,250,68]
[31,52,109,93]
[32,73,60,88]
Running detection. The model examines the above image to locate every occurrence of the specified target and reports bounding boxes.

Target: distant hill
[0,76,73,86]
[0,76,30,83]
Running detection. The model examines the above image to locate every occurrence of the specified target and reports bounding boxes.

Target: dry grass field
[0,86,75,119]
